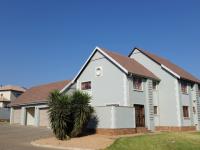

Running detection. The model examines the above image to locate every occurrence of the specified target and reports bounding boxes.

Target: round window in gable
[95,67,103,77]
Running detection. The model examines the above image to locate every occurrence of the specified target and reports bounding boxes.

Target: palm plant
[48,90,72,140]
[70,91,94,137]
[48,90,94,140]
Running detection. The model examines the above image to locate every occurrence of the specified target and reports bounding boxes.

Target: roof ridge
[133,47,200,83]
[100,47,141,62]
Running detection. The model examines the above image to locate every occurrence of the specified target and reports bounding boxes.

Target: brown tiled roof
[100,47,159,80]
[0,85,26,92]
[133,48,200,83]
[11,80,70,106]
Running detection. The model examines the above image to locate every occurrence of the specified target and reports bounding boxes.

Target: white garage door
[13,108,21,124]
[39,108,50,127]
[26,107,35,126]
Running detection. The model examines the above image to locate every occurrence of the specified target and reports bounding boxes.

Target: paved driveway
[0,123,58,150]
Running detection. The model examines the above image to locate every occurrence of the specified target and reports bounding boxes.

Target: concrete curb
[31,141,94,150]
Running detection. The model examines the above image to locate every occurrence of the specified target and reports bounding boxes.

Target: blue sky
[0,0,199,87]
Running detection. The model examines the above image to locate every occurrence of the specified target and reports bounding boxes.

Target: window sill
[183,117,190,120]
[133,89,144,92]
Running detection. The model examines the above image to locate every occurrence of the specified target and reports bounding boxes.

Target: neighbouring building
[10,80,71,126]
[0,85,26,108]
[0,85,25,121]
[10,46,200,135]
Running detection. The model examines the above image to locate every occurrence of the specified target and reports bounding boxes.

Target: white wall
[130,49,180,126]
[0,91,11,101]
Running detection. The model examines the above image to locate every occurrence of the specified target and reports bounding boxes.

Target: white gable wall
[76,51,127,106]
[130,49,181,126]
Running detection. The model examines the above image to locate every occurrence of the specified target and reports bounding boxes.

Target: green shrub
[48,90,94,140]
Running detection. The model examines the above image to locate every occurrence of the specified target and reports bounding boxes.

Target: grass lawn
[106,132,200,150]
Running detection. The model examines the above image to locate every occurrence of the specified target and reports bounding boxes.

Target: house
[61,47,200,134]
[0,85,25,121]
[129,48,200,131]
[10,46,200,135]
[10,80,71,126]
[0,85,26,108]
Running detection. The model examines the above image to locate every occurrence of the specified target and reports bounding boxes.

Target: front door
[134,104,145,127]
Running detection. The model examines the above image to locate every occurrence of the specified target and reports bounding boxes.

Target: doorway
[134,104,145,127]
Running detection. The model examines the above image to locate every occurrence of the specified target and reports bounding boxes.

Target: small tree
[48,90,94,140]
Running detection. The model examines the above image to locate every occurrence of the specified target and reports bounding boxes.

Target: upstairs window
[181,81,188,94]
[133,77,142,91]
[81,81,91,90]
[183,106,189,118]
[154,106,158,115]
[153,81,157,90]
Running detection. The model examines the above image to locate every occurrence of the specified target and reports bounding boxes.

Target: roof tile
[134,48,200,83]
[100,47,159,80]
[11,80,70,106]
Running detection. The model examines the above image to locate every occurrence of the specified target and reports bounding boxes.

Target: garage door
[13,108,21,124]
[26,107,35,126]
[39,108,50,127]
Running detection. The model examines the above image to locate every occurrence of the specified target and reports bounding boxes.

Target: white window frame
[80,81,92,91]
[183,106,190,119]
[133,77,143,91]
[153,81,158,91]
[153,106,159,115]
[181,81,188,94]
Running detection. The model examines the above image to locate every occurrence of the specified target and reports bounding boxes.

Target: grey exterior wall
[130,49,181,126]
[76,51,126,106]
[128,77,146,106]
[153,90,160,126]
[64,83,76,95]
[93,106,135,129]
[193,84,200,130]
[0,108,10,120]
[73,50,155,130]
[180,83,194,126]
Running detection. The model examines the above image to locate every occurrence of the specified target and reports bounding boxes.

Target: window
[198,85,200,97]
[153,81,157,90]
[81,81,91,90]
[181,81,188,94]
[183,106,189,118]
[133,77,142,91]
[95,67,103,77]
[154,106,158,115]
[193,107,196,114]
[0,94,3,100]
[13,92,21,97]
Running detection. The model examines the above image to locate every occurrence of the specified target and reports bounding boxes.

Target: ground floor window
[193,107,196,114]
[154,106,158,115]
[183,106,189,118]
